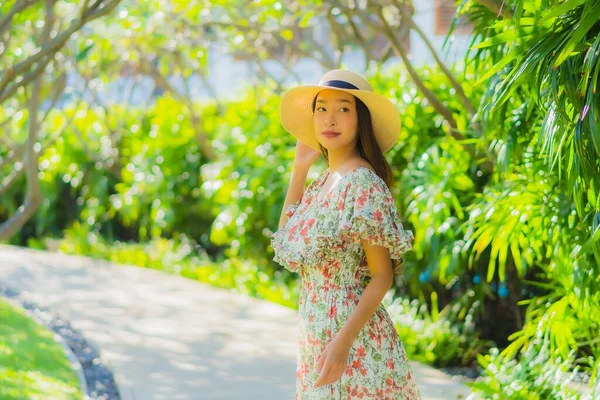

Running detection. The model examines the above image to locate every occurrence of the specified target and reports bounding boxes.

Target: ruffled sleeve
[270,199,302,273]
[269,170,328,273]
[340,169,414,274]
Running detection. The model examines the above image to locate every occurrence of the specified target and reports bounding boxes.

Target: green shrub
[385,290,492,367]
[470,340,589,400]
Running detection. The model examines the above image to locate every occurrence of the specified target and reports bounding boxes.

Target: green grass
[0,298,83,400]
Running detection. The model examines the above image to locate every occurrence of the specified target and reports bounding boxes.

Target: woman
[270,69,421,399]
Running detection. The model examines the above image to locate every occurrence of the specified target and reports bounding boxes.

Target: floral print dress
[270,166,421,400]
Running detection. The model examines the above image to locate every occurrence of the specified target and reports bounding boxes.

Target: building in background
[411,0,472,65]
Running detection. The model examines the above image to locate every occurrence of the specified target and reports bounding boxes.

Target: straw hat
[280,69,401,153]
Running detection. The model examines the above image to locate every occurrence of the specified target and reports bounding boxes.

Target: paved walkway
[0,245,472,399]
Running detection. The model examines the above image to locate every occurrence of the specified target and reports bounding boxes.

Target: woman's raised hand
[293,139,321,171]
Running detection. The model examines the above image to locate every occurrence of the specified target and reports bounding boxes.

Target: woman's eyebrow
[315,98,352,104]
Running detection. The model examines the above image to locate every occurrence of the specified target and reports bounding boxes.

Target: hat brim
[279,85,401,153]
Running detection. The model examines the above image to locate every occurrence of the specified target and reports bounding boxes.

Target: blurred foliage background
[1,0,599,397]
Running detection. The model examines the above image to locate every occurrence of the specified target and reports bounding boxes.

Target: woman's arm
[277,139,321,230]
[337,239,394,345]
[278,164,310,230]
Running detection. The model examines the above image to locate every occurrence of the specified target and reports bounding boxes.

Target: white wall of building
[410,0,473,66]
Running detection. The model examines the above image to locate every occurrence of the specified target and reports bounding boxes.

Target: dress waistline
[302,281,366,292]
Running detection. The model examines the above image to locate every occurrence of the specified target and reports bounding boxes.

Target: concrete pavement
[0,244,472,399]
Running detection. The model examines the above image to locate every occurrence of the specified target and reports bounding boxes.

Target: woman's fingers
[313,363,331,388]
[314,361,345,388]
[315,351,325,373]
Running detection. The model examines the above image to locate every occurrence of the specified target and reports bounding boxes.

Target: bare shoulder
[347,159,376,174]
[359,162,376,173]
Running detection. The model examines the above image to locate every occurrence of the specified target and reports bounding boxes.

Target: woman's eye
[340,107,350,112]
[316,106,326,112]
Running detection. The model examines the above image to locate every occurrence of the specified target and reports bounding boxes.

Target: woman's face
[313,89,358,151]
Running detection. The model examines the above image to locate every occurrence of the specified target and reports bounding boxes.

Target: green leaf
[76,42,95,62]
[553,3,600,67]
[281,29,294,41]
[589,179,598,208]
[578,223,600,256]
[474,48,519,86]
[471,31,521,49]
[538,0,587,25]
[298,10,315,28]
[498,242,508,281]
[474,226,495,258]
[510,241,524,274]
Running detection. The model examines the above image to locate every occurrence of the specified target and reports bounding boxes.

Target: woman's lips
[322,130,340,138]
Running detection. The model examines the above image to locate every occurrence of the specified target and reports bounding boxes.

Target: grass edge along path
[0,297,83,400]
